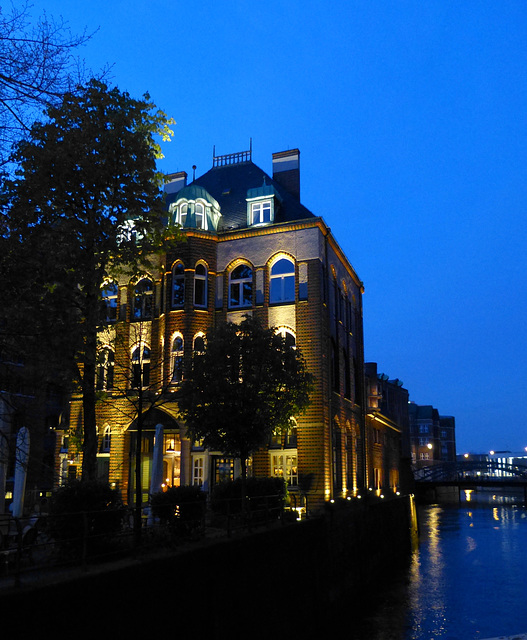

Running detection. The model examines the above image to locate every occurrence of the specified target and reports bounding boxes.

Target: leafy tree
[0,1,94,166]
[178,316,314,499]
[2,79,176,481]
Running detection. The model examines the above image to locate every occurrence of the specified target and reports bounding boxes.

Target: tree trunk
[81,322,98,481]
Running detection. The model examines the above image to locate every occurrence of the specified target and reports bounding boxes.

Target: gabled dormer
[246,178,282,227]
[169,184,221,231]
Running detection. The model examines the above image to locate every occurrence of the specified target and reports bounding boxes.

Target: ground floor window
[212,457,234,484]
[270,450,298,486]
[97,455,109,483]
[193,457,204,486]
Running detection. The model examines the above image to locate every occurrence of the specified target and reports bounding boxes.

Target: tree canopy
[178,316,314,482]
[1,79,176,479]
[0,1,94,166]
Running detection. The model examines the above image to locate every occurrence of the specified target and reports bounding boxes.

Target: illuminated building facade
[56,146,398,509]
[364,363,407,494]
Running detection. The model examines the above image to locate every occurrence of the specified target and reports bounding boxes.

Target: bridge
[413,460,527,501]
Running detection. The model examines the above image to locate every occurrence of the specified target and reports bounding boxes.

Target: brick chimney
[272,149,300,201]
[164,171,187,195]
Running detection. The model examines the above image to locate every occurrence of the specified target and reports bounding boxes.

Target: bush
[150,485,206,531]
[210,477,286,515]
[48,480,123,557]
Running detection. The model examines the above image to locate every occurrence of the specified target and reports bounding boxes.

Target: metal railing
[0,494,288,588]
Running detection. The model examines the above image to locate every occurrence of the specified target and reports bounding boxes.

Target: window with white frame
[178,203,188,227]
[195,203,205,229]
[131,345,150,388]
[133,278,154,320]
[96,348,114,391]
[171,335,184,383]
[229,264,253,308]
[269,258,295,304]
[193,457,204,486]
[251,200,272,225]
[271,452,298,486]
[172,262,185,308]
[101,425,111,453]
[194,263,207,307]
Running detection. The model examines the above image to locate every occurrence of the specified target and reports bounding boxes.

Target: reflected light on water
[407,506,448,639]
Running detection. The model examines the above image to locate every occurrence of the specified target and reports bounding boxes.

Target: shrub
[48,480,123,557]
[210,477,286,515]
[150,485,206,531]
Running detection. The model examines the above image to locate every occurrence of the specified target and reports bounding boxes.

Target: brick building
[57,146,402,510]
[364,363,408,494]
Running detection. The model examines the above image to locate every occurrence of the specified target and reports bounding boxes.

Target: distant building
[364,363,409,493]
[409,403,456,466]
[439,415,456,462]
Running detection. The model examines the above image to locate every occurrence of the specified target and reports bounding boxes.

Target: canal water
[351,491,527,640]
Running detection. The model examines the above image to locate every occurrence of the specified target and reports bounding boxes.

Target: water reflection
[350,491,527,640]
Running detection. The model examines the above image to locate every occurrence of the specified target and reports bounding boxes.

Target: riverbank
[0,496,417,638]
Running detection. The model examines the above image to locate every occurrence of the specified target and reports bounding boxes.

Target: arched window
[171,335,184,383]
[276,327,296,349]
[133,278,154,320]
[172,262,185,308]
[178,203,188,227]
[132,345,150,388]
[229,264,253,308]
[101,282,118,322]
[194,263,207,308]
[270,258,295,304]
[101,426,111,453]
[195,203,204,229]
[193,334,206,355]
[96,348,114,390]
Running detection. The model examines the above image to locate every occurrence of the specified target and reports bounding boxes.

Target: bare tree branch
[0,1,104,166]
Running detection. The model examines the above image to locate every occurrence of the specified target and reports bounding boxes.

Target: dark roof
[166,160,315,232]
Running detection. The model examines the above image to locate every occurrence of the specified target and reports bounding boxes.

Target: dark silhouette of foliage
[178,315,314,493]
[210,477,286,516]
[150,485,206,531]
[1,79,176,480]
[48,479,123,556]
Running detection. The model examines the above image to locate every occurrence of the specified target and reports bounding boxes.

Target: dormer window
[246,178,281,227]
[195,203,204,229]
[169,185,221,231]
[251,201,272,225]
[179,204,188,227]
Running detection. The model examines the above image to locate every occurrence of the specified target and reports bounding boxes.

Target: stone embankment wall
[2,496,417,638]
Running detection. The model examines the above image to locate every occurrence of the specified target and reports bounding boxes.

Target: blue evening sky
[26,0,527,454]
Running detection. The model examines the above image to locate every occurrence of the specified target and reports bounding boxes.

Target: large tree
[0,1,94,166]
[178,316,314,495]
[2,79,176,480]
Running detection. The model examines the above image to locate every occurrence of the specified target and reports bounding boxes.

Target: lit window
[171,335,184,383]
[229,264,253,308]
[194,263,207,307]
[271,453,298,486]
[101,282,118,322]
[172,262,185,308]
[96,348,114,391]
[178,203,187,227]
[195,203,205,229]
[132,345,150,388]
[193,457,204,487]
[251,201,272,225]
[133,278,154,320]
[269,258,295,304]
